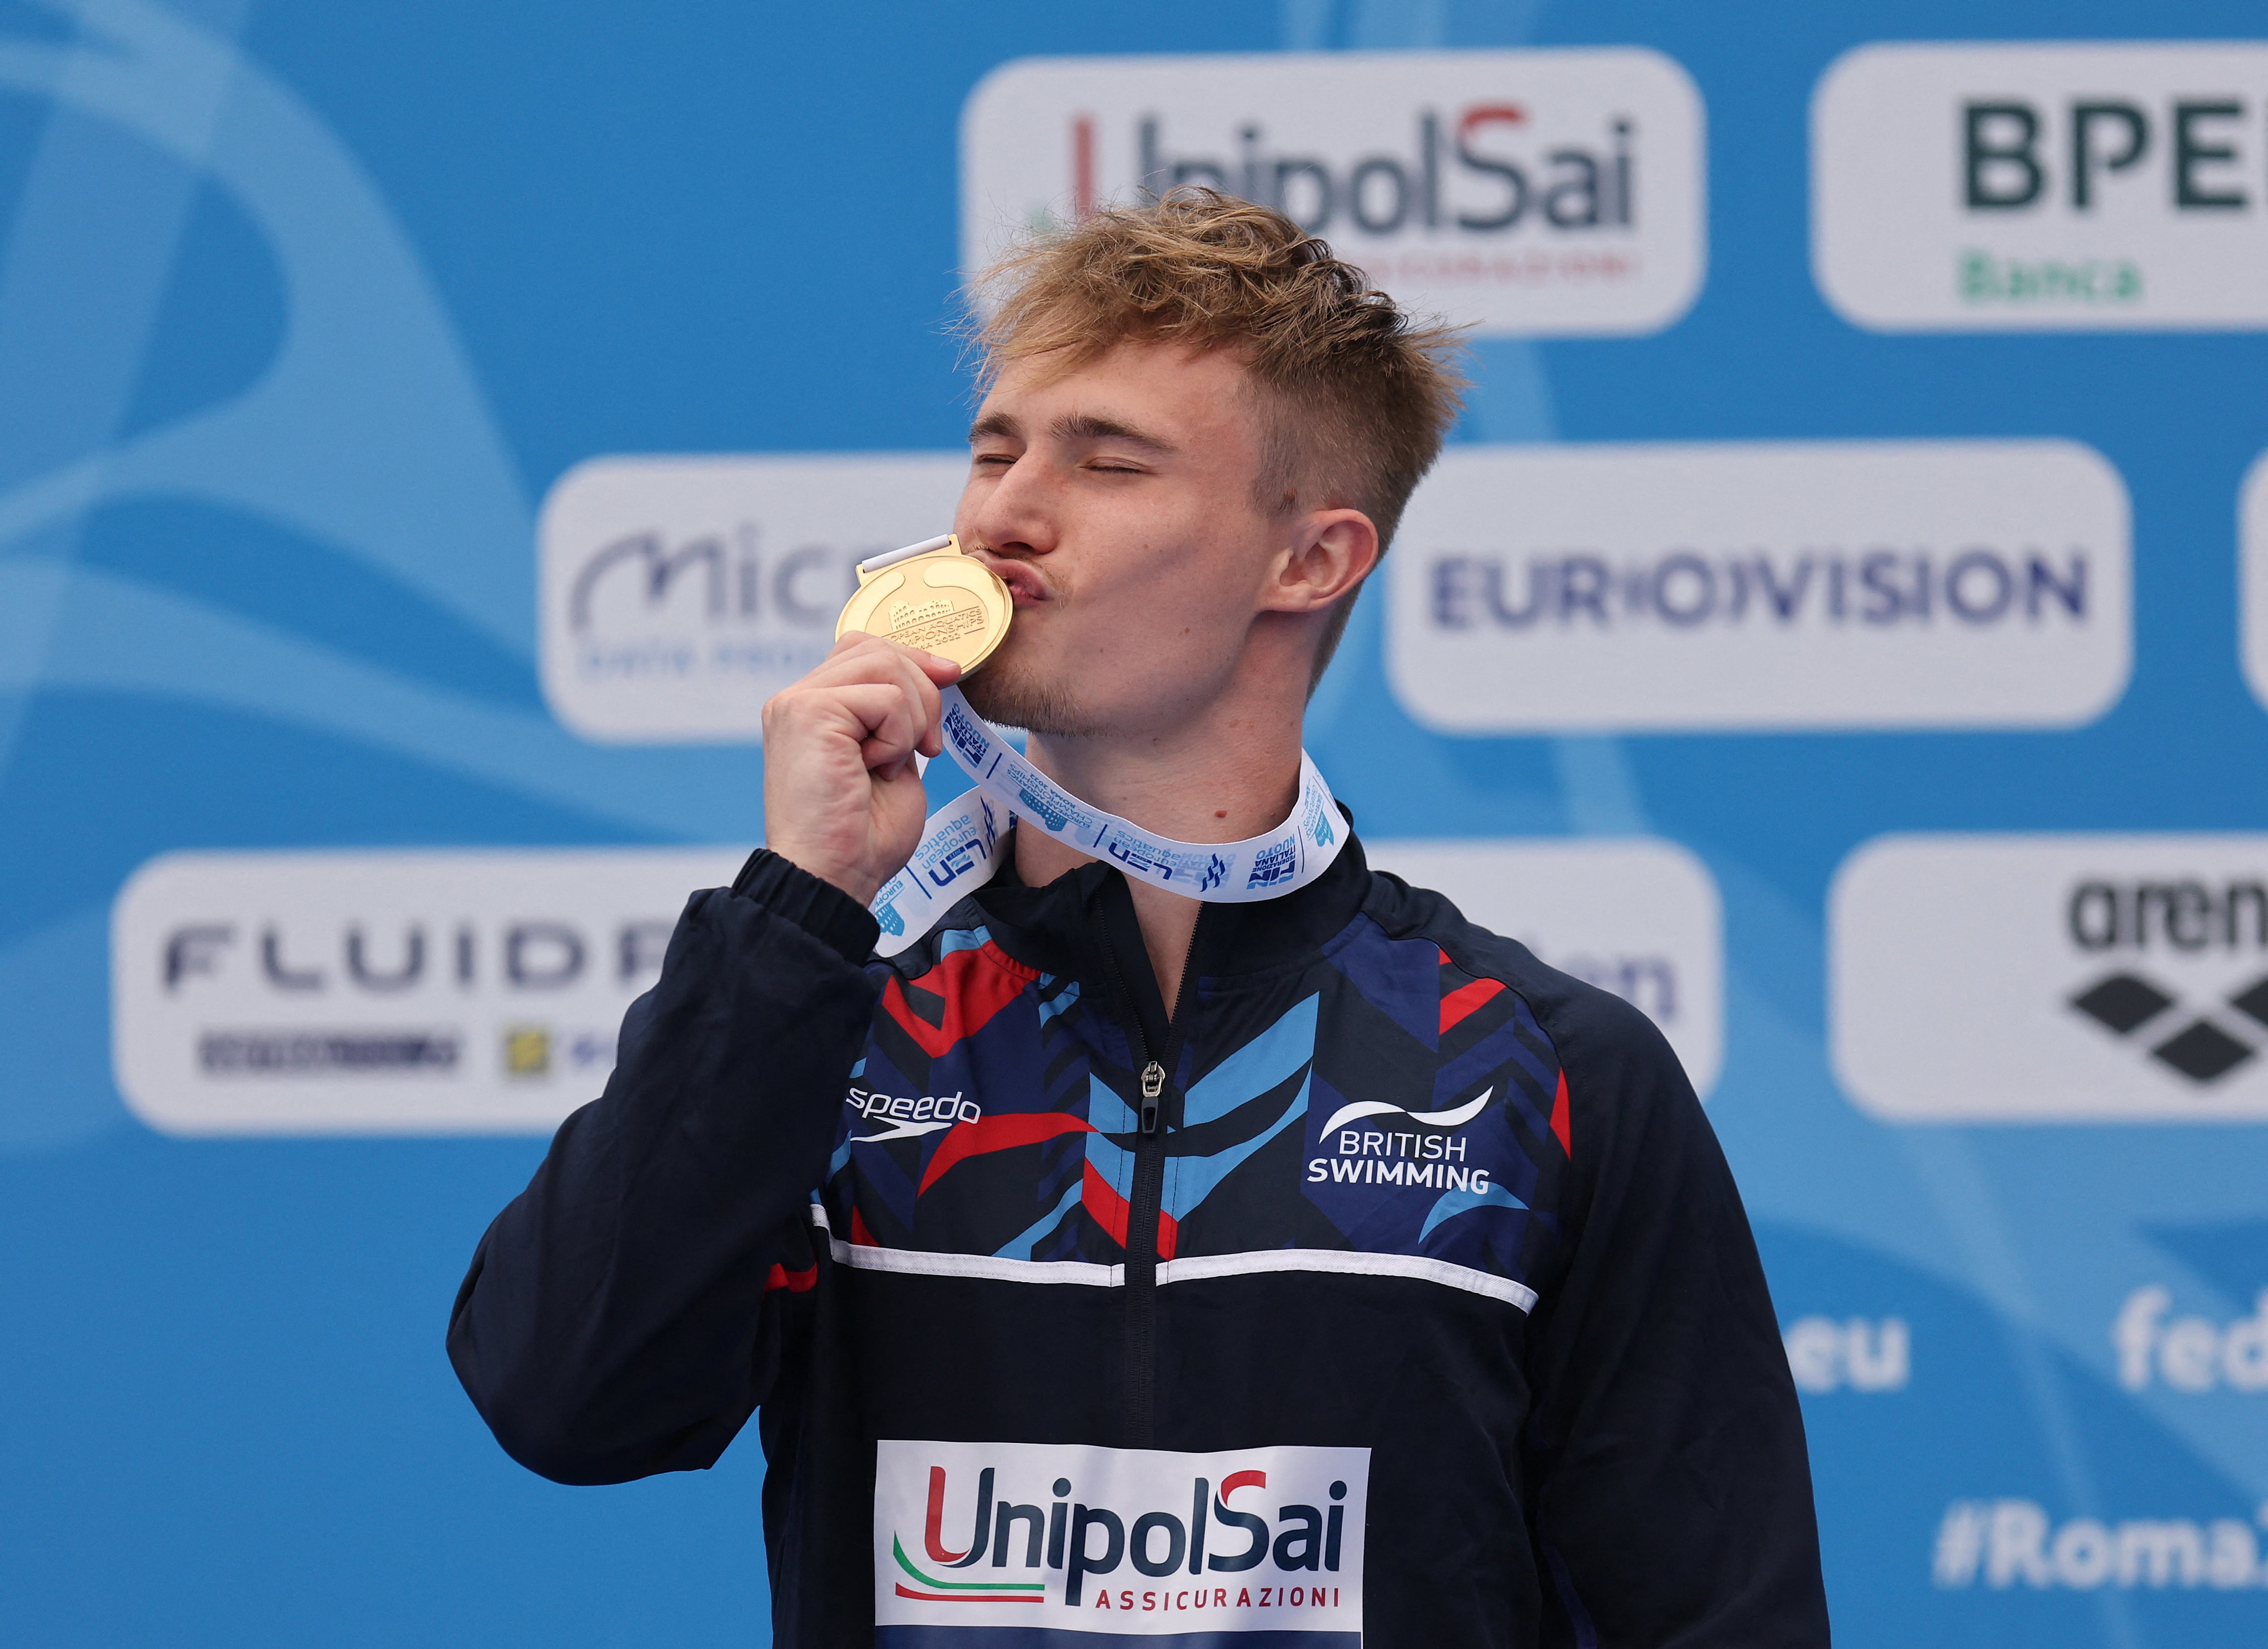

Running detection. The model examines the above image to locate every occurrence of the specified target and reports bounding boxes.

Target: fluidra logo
[113,847,746,1135]
[874,1440,1367,1631]
[539,455,966,743]
[962,51,1705,337]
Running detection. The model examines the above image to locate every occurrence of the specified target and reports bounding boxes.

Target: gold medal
[835,533,1013,674]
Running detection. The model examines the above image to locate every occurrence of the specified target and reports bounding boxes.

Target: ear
[1258,508,1380,615]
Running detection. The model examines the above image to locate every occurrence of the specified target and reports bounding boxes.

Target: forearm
[447,854,879,1484]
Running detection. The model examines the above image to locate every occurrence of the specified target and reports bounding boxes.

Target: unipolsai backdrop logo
[960,50,1706,338]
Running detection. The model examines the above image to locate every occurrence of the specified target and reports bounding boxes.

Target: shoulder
[1359,866,1698,1129]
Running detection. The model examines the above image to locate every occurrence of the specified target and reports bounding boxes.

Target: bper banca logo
[1833,836,2268,1122]
[962,50,1705,338]
[1814,42,2268,331]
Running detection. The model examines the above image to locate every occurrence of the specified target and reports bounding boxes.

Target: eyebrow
[967,409,1179,456]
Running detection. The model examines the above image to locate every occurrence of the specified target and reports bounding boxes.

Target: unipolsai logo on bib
[874,1439,1368,1638]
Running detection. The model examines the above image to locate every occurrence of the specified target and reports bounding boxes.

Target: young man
[450,193,1829,1646]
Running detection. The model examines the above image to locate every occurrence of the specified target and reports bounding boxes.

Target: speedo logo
[873,1440,1368,1632]
[845,1087,981,1141]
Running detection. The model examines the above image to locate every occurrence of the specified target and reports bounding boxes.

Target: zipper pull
[1140,1061,1165,1134]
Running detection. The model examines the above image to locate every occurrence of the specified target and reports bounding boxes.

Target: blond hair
[972,189,1467,682]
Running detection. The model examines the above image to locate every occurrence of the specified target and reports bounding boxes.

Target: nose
[957,447,1060,565]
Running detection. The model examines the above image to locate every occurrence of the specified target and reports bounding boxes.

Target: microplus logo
[539,455,965,743]
[1833,835,2268,1122]
[1814,43,2268,330]
[873,1439,1368,1634]
[1387,442,2130,734]
[112,847,744,1134]
[961,50,1705,337]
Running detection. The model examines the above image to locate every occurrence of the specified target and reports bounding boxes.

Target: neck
[1013,691,1304,1014]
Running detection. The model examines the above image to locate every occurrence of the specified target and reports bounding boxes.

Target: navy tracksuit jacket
[449,831,1829,1646]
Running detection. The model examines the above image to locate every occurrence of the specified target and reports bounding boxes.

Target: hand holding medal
[833,534,1346,956]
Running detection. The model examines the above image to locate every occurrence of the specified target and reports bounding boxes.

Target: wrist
[731,850,882,964]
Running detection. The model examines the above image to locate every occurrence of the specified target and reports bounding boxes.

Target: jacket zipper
[1105,902,1202,1450]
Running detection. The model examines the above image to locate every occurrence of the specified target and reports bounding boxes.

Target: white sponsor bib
[874,1439,1368,1640]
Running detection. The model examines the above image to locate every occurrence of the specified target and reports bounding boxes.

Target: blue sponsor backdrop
[4,0,2265,1644]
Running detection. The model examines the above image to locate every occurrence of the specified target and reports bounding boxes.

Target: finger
[828,682,928,771]
[853,644,948,761]
[821,631,961,688]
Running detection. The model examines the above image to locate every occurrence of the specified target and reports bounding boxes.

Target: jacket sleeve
[1521,991,1830,1648]
[446,850,880,1485]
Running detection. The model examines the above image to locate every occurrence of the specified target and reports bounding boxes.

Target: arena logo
[1366,838,1721,1096]
[1387,441,2130,733]
[1814,43,2268,331]
[1933,1499,2268,1591]
[1832,835,2268,1122]
[961,50,1705,337]
[873,1439,1367,1632]
[1783,1316,1910,1394]
[539,454,967,743]
[112,847,747,1134]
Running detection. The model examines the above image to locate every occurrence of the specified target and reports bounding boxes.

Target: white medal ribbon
[867,686,1346,957]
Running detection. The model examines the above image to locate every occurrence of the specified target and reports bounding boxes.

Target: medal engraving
[836,534,1013,673]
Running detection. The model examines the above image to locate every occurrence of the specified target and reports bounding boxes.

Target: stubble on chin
[960,652,1092,738]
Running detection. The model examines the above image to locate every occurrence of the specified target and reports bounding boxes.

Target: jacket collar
[971,816,1372,988]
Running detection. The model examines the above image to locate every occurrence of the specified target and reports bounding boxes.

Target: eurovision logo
[1814,42,2268,331]
[1832,835,2268,1123]
[538,454,965,743]
[1385,441,2131,734]
[1367,837,1722,1097]
[873,1439,1368,1634]
[960,50,1705,338]
[111,847,744,1135]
